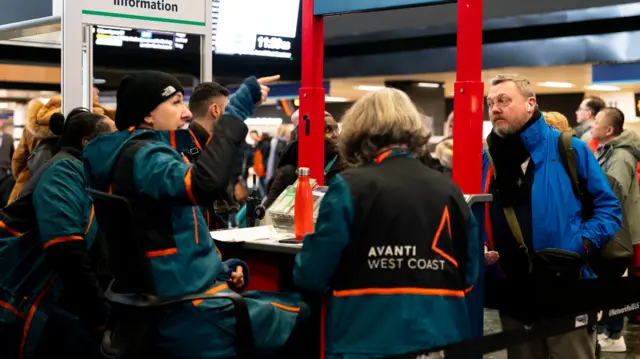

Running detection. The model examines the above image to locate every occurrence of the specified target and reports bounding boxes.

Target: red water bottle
[294,167,314,240]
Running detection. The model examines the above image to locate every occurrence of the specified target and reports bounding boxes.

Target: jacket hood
[83,130,157,191]
[609,130,640,162]
[28,96,115,139]
[27,97,58,138]
[435,139,453,169]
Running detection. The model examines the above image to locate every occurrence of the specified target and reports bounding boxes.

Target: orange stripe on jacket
[192,207,199,245]
[19,278,55,359]
[84,205,95,235]
[43,235,83,249]
[184,167,197,204]
[145,248,178,258]
[0,221,23,236]
[188,130,203,151]
[192,283,229,306]
[0,300,24,318]
[333,287,465,298]
[169,130,177,150]
[271,302,300,312]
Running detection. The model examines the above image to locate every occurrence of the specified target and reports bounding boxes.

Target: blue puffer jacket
[481,115,622,278]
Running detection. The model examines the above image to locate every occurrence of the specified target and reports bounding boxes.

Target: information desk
[212,226,302,292]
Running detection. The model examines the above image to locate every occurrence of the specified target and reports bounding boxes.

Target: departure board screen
[94,26,199,52]
[93,0,302,80]
[212,0,300,59]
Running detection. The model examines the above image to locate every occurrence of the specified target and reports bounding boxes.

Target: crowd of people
[0,70,637,359]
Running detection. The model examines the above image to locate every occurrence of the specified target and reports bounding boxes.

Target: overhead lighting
[354,85,386,92]
[325,96,350,103]
[0,103,7,109]
[585,84,620,92]
[417,82,441,88]
[537,81,574,88]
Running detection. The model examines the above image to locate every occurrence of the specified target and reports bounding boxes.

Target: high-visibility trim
[333,287,465,298]
[192,283,229,306]
[43,235,83,249]
[145,248,178,258]
[270,302,300,312]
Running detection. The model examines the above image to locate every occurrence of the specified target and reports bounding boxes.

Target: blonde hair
[544,111,572,132]
[490,74,536,99]
[339,88,429,167]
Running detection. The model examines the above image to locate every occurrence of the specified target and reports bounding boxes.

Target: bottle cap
[298,167,310,176]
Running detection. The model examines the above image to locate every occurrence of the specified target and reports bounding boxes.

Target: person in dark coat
[264,111,341,209]
[188,81,248,229]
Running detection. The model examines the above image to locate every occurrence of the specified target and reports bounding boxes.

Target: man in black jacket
[189,82,249,228]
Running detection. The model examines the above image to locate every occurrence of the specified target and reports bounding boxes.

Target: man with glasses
[482,75,621,359]
[575,96,606,141]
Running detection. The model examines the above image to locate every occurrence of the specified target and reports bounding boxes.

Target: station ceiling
[323,0,640,39]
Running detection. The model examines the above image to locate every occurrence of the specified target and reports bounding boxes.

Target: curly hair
[338,88,429,167]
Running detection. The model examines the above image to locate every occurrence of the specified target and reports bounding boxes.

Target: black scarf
[486,111,541,207]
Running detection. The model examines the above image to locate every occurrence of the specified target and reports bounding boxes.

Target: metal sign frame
[62,0,212,115]
[298,0,484,192]
[298,1,485,357]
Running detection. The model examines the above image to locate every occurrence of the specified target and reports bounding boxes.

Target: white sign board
[81,0,208,34]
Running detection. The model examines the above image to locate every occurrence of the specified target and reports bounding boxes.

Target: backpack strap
[485,147,530,258]
[557,132,583,199]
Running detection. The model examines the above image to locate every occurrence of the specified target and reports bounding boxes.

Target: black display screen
[92,0,302,81]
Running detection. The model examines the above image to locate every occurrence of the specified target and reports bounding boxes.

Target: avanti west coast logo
[114,0,179,12]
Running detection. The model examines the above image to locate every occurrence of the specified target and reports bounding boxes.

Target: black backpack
[557,132,632,278]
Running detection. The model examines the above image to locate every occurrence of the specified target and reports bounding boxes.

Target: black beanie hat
[115,71,184,131]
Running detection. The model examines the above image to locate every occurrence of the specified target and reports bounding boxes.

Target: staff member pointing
[83,72,307,358]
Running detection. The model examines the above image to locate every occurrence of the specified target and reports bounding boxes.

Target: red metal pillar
[452,0,484,194]
[298,0,326,185]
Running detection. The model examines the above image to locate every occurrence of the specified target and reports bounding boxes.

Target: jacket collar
[518,111,549,163]
[60,146,83,160]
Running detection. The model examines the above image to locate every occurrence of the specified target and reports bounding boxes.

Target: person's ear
[143,115,154,126]
[209,103,220,119]
[82,137,91,148]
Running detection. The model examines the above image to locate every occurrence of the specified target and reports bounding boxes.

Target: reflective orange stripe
[192,207,199,245]
[184,167,197,204]
[271,302,300,312]
[0,221,22,236]
[44,235,83,249]
[188,130,203,151]
[19,278,54,359]
[169,130,177,150]
[84,205,95,235]
[145,248,178,258]
[205,134,212,147]
[374,150,392,164]
[0,300,23,318]
[432,206,458,268]
[465,286,474,294]
[192,283,229,306]
[333,287,465,298]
